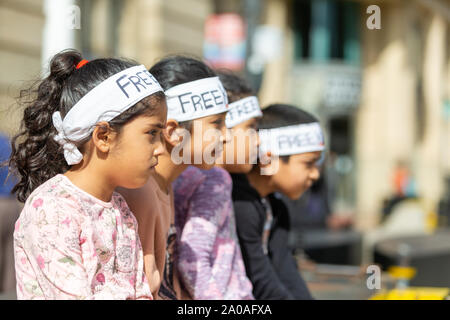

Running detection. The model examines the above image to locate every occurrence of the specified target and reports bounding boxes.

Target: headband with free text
[225,96,262,128]
[52,64,164,165]
[165,76,229,122]
[258,122,325,157]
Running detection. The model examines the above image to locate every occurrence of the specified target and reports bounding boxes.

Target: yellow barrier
[371,287,449,300]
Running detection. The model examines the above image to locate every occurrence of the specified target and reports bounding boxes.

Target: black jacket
[231,174,313,300]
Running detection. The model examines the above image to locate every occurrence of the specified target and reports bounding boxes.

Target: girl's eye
[304,161,315,168]
[147,129,159,138]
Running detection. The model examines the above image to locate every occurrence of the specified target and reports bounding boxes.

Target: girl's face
[108,101,167,189]
[220,117,260,173]
[191,112,230,170]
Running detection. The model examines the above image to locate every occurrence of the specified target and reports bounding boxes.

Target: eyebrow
[304,155,321,162]
[146,122,165,129]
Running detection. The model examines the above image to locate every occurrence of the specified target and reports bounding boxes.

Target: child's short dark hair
[216,69,254,103]
[259,103,320,163]
[259,103,319,129]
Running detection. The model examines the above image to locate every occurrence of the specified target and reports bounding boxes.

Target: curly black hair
[7,49,165,202]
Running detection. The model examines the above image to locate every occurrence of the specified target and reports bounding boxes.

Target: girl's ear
[92,121,115,153]
[163,119,186,147]
[259,151,272,166]
[260,151,280,176]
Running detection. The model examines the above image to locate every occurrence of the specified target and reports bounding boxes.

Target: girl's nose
[221,127,232,143]
[310,166,320,181]
[153,138,165,157]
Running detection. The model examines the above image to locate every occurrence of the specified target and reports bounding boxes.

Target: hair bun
[48,49,83,83]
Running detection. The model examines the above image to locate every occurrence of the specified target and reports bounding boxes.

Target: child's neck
[246,170,275,198]
[153,152,188,194]
[64,165,115,202]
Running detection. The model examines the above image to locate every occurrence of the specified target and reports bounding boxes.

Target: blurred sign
[203,13,246,71]
[252,25,283,62]
[324,72,361,109]
[291,63,361,112]
[248,25,284,74]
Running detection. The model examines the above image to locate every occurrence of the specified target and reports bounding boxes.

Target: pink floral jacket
[14,174,152,300]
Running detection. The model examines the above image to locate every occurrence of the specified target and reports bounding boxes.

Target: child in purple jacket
[173,71,261,299]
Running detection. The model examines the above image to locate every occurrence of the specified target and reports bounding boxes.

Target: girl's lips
[150,160,158,169]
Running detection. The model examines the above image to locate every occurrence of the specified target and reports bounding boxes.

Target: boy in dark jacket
[232,104,325,300]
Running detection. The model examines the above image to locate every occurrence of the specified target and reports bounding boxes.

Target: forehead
[233,117,258,129]
[201,112,227,122]
[289,151,322,162]
[130,112,166,127]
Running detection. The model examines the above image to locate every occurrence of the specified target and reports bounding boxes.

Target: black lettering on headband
[191,95,202,112]
[137,71,153,86]
[243,99,258,113]
[238,105,247,117]
[238,101,256,117]
[278,132,318,150]
[201,92,214,109]
[228,99,258,120]
[313,130,323,143]
[211,89,224,106]
[218,85,227,105]
[176,90,226,114]
[116,74,131,98]
[277,135,290,150]
[227,108,236,120]
[178,92,192,114]
[128,75,146,92]
[114,69,160,99]
[143,70,159,87]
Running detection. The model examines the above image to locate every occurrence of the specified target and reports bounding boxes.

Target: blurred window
[293,0,360,65]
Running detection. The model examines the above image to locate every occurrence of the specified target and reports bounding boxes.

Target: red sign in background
[203,13,247,71]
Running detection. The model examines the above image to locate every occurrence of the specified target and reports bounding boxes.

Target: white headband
[165,76,229,122]
[52,64,164,165]
[259,122,325,156]
[225,96,262,128]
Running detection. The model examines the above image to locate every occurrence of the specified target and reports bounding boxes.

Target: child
[9,50,166,299]
[118,56,229,299]
[231,104,325,300]
[172,71,260,299]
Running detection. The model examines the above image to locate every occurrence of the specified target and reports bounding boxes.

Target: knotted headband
[52,64,164,165]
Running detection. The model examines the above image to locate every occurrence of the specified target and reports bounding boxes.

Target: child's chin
[288,189,306,200]
[197,162,215,170]
[126,174,151,190]
[231,164,253,174]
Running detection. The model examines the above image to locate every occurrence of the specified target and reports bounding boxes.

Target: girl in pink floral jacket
[8,50,166,299]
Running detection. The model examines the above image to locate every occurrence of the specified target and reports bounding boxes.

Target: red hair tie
[76,59,89,69]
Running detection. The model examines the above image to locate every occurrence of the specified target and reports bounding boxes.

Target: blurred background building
[0,0,449,296]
